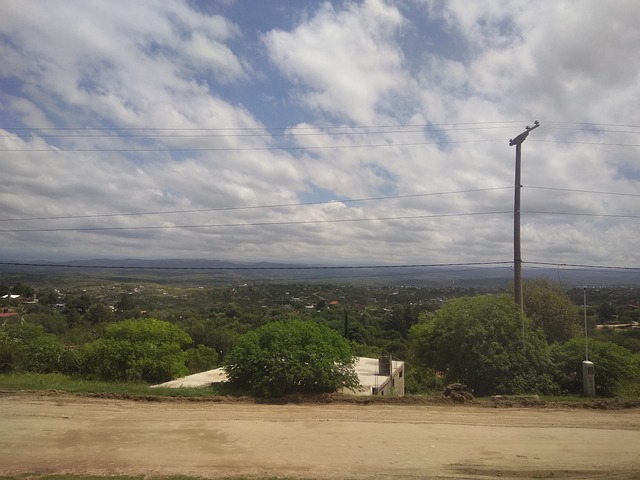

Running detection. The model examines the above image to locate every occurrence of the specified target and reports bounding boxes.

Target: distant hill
[0,258,638,287]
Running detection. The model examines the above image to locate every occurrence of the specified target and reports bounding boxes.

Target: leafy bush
[550,337,639,396]
[522,278,582,343]
[0,323,66,373]
[404,364,444,394]
[81,318,192,383]
[185,344,218,373]
[409,294,555,396]
[224,319,359,398]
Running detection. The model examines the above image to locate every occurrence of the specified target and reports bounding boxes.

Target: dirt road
[1,392,639,479]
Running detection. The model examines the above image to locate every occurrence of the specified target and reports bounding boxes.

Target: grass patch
[1,373,638,407]
[0,373,219,398]
[615,380,640,398]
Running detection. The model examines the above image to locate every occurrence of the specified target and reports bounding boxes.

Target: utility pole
[583,287,589,361]
[582,287,596,396]
[509,120,540,311]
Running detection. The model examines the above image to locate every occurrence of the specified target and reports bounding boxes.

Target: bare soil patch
[1,391,639,479]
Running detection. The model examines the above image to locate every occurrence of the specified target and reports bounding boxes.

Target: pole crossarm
[509,120,540,146]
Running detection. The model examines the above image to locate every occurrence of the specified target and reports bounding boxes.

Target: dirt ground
[1,392,639,480]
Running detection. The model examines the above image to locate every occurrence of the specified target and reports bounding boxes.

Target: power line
[1,120,529,132]
[2,117,639,152]
[2,208,636,233]
[544,126,640,135]
[3,137,639,153]
[1,185,633,224]
[530,139,640,148]
[0,260,514,271]
[0,125,523,139]
[0,259,637,272]
[525,186,640,198]
[3,124,634,139]
[5,119,638,133]
[523,210,640,219]
[0,138,504,152]
[0,211,513,233]
[524,261,640,271]
[539,120,640,129]
[0,187,512,222]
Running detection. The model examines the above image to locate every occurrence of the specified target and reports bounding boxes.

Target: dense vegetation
[224,320,359,397]
[409,294,556,396]
[1,276,639,397]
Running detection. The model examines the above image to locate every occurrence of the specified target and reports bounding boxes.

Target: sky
[0,0,639,272]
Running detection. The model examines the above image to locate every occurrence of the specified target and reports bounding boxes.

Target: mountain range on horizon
[1,258,638,288]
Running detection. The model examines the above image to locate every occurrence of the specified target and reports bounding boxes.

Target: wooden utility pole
[509,121,540,311]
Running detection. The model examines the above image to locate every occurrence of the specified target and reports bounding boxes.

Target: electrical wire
[0,211,513,233]
[5,120,639,135]
[524,261,640,271]
[524,186,640,198]
[0,187,512,222]
[539,120,640,129]
[1,120,530,132]
[3,118,640,151]
[3,125,636,139]
[0,125,522,139]
[0,138,504,152]
[0,260,636,272]
[523,211,640,219]
[2,208,635,232]
[530,140,640,148]
[2,185,634,225]
[543,127,640,135]
[3,138,639,152]
[0,260,514,270]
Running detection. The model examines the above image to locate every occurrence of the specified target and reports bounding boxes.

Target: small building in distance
[0,308,18,319]
[153,356,405,396]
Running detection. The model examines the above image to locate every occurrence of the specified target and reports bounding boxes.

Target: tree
[66,293,92,314]
[37,288,59,306]
[185,344,218,374]
[404,364,444,394]
[522,279,581,343]
[550,337,639,396]
[598,301,617,323]
[224,319,359,398]
[11,282,35,300]
[409,294,555,396]
[86,303,114,324]
[0,323,65,373]
[178,318,239,361]
[81,318,191,383]
[24,306,67,335]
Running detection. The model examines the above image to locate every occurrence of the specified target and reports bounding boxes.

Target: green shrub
[81,318,191,383]
[550,337,639,396]
[0,323,66,373]
[185,344,218,373]
[409,294,555,396]
[404,364,444,394]
[224,319,359,398]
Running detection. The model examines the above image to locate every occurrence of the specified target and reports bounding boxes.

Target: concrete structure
[153,356,405,396]
[152,368,228,388]
[343,356,404,396]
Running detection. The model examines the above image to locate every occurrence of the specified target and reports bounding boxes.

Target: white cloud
[264,0,411,124]
[0,0,638,271]
[0,0,251,130]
